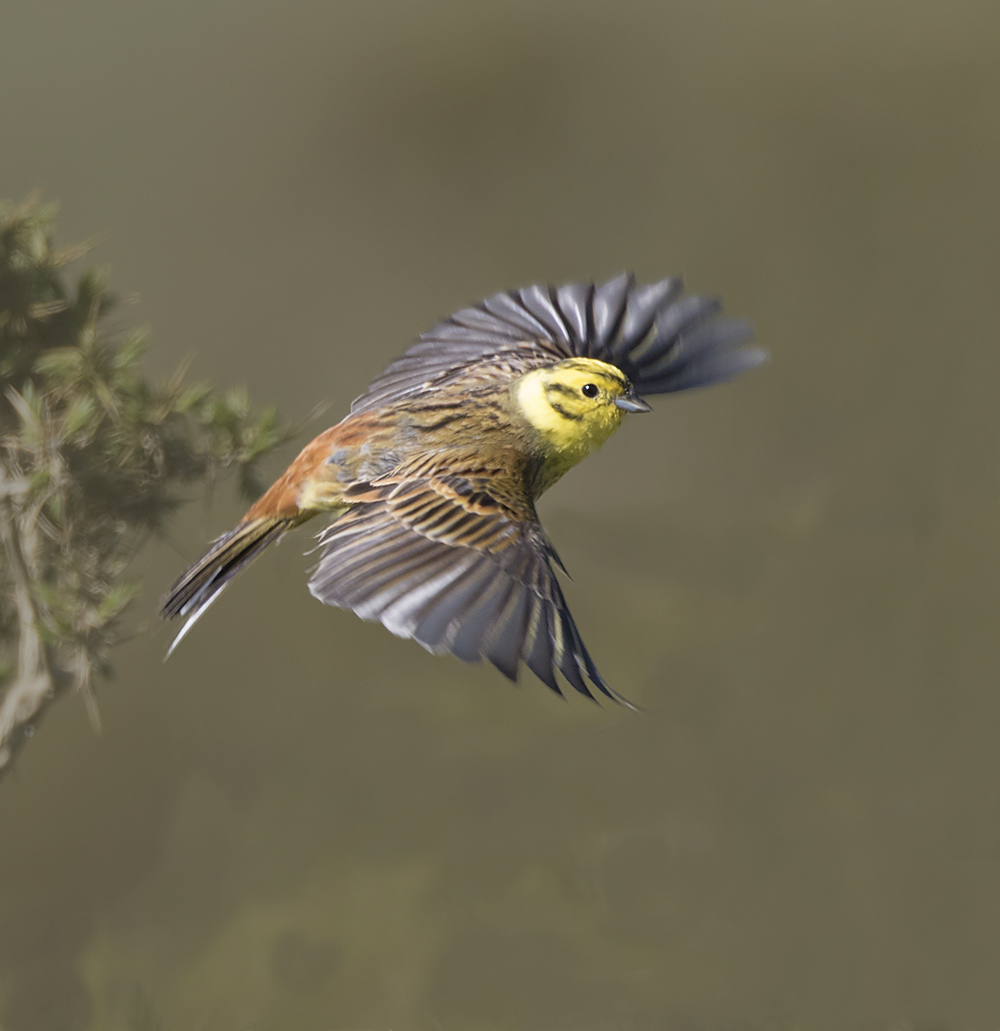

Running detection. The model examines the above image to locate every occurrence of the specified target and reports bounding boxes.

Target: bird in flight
[161,274,764,706]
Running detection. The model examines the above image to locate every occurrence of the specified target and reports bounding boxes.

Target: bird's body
[162,275,764,704]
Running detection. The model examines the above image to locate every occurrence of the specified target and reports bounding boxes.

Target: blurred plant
[0,195,289,778]
[125,983,164,1031]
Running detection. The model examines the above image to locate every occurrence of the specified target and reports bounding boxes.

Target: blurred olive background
[3,0,1000,1029]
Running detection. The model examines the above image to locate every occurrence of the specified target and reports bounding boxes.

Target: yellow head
[513,357,650,491]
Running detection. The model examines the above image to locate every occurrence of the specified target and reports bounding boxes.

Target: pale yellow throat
[513,358,629,492]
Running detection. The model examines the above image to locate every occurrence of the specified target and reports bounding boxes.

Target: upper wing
[351,273,765,414]
[307,459,632,707]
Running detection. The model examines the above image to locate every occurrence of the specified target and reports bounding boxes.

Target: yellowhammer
[162,274,764,705]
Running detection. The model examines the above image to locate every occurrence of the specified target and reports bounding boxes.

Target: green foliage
[0,195,289,770]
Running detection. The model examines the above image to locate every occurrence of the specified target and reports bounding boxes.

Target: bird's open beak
[614,390,652,413]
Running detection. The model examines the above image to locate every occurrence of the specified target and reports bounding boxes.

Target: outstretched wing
[351,273,765,414]
[307,457,632,706]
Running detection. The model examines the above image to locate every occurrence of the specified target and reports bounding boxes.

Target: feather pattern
[308,454,632,706]
[161,517,291,658]
[352,274,761,415]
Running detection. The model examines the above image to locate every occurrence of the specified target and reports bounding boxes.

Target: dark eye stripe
[544,382,579,398]
[563,359,623,380]
[548,401,583,421]
[567,364,628,391]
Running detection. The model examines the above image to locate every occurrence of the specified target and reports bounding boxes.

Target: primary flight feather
[161,273,764,705]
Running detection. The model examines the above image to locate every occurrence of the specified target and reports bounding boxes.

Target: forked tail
[160,517,292,657]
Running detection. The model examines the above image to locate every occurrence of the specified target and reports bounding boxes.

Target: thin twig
[0,477,57,774]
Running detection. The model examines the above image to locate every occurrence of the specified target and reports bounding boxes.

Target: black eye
[581,383,599,398]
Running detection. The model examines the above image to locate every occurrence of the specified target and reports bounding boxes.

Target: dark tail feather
[160,517,290,657]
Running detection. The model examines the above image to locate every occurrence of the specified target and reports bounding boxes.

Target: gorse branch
[0,196,291,778]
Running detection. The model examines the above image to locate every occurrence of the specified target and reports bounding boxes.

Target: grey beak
[614,391,652,413]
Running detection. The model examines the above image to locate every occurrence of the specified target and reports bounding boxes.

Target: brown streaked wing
[306,478,631,706]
